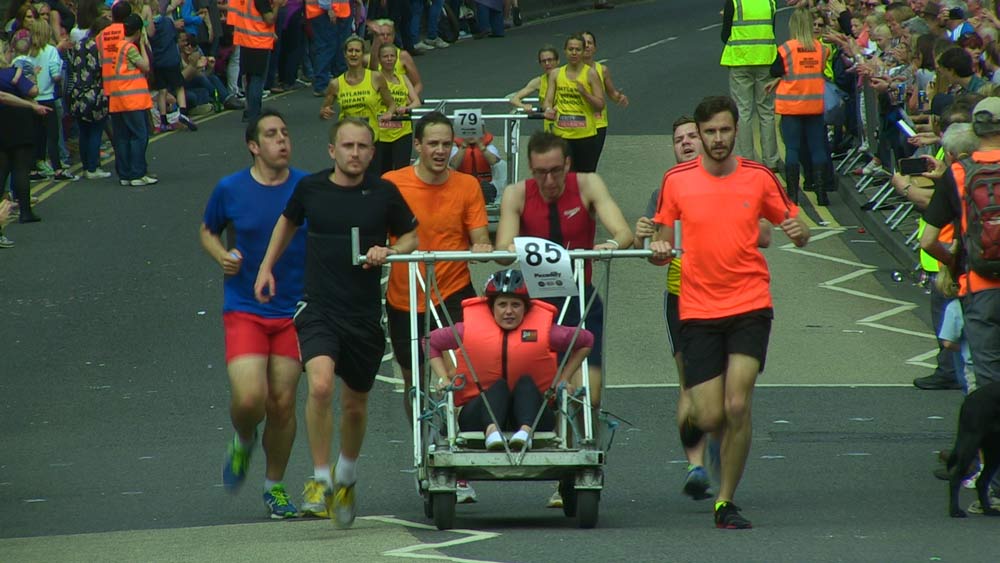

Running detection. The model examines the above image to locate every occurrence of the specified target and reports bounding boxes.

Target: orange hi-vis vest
[454,132,494,182]
[452,298,558,407]
[305,0,350,19]
[226,0,238,25]
[106,41,153,113]
[775,39,826,116]
[97,22,125,96]
[951,154,1000,295]
[232,0,276,50]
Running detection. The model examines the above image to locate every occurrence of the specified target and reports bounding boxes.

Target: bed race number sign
[453,108,485,140]
[514,237,578,298]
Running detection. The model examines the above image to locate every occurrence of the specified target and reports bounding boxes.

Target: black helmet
[484,269,529,298]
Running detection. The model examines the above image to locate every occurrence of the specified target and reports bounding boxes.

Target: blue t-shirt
[203,168,308,317]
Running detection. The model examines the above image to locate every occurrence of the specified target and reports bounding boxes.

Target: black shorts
[679,308,773,389]
[386,283,478,371]
[663,290,681,358]
[239,46,270,77]
[542,284,604,366]
[293,301,385,393]
[151,66,184,92]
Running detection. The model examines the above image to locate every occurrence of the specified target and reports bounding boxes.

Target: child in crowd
[26,18,75,181]
[10,29,36,85]
[150,0,198,131]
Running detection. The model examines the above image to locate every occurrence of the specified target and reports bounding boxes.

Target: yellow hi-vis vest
[720,0,777,67]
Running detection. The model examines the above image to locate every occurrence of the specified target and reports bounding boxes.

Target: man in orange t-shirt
[382,111,493,422]
[650,95,810,530]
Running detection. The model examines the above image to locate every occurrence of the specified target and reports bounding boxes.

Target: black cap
[948,7,965,20]
[111,0,133,23]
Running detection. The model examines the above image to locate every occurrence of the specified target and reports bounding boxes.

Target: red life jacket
[452,297,558,407]
[453,132,494,182]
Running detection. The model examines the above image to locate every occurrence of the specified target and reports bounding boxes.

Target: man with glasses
[495,131,632,409]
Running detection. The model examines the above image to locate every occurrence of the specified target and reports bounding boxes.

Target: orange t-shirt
[383,167,488,311]
[653,157,797,321]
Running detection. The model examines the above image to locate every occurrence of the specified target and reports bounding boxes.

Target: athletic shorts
[679,307,772,389]
[386,284,477,371]
[223,311,300,363]
[542,284,604,365]
[293,301,385,393]
[663,290,681,358]
[151,66,184,92]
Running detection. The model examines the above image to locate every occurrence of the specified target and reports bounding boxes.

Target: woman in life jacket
[427,269,594,451]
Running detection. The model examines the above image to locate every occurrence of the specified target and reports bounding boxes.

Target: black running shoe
[715,502,752,529]
[679,418,704,449]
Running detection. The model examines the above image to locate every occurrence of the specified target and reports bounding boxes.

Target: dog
[947,381,1000,518]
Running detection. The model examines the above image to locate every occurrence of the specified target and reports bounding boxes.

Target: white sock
[314,466,332,486]
[335,453,357,485]
[264,479,280,493]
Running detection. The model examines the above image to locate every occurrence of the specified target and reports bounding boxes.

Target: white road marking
[607,383,913,388]
[361,515,503,563]
[628,37,677,54]
[377,374,405,385]
[699,23,721,31]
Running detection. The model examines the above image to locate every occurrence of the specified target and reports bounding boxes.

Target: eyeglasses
[531,165,565,179]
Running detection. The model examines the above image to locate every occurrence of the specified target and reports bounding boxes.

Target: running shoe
[177,113,199,132]
[53,170,78,181]
[414,40,435,52]
[0,234,14,249]
[222,434,254,491]
[428,37,450,49]
[683,466,711,500]
[332,481,357,529]
[967,495,1000,515]
[130,176,158,187]
[485,431,504,450]
[509,429,531,451]
[546,488,563,508]
[456,480,478,504]
[300,478,331,518]
[714,502,752,529]
[84,169,112,179]
[263,484,299,519]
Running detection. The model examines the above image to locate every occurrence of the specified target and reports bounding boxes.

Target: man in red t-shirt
[650,95,809,530]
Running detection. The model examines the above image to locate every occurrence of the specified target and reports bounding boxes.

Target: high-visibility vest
[232,0,275,50]
[305,0,351,19]
[97,22,125,96]
[774,39,826,116]
[720,0,776,67]
[106,41,153,113]
[227,0,238,25]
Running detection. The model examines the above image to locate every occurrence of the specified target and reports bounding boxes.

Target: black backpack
[958,158,1000,279]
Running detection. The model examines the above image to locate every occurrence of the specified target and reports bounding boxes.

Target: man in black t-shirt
[255,117,418,528]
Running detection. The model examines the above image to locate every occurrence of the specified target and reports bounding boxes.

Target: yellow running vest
[337,69,380,141]
[594,63,608,129]
[378,76,412,143]
[553,65,597,140]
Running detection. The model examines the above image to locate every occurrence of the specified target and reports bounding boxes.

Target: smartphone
[898,157,927,175]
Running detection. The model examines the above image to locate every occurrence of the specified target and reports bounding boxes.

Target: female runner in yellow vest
[581,31,628,169]
[542,34,605,173]
[319,36,396,141]
[375,42,420,174]
[510,46,560,132]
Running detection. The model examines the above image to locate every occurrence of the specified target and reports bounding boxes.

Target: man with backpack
[921,97,1000,392]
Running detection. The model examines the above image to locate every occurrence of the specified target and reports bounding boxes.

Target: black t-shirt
[924,168,961,229]
[283,170,417,318]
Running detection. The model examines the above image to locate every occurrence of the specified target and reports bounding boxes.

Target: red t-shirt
[653,157,797,320]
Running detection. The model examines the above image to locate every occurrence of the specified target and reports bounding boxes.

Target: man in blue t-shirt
[199,109,307,519]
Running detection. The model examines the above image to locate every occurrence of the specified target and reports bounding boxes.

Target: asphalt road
[1,2,994,562]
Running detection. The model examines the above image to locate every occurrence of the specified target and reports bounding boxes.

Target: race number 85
[524,241,562,266]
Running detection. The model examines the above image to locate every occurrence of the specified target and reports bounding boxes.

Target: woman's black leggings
[458,375,555,432]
